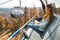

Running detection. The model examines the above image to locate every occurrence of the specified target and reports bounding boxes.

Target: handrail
[7,15,35,40]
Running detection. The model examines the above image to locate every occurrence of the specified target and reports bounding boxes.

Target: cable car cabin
[22,14,60,40]
[7,14,60,40]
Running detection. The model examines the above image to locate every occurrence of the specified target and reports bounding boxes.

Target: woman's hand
[34,20,40,26]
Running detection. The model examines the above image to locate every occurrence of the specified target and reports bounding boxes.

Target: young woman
[27,0,54,33]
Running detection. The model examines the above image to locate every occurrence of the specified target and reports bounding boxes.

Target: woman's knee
[27,23,31,28]
[27,22,34,28]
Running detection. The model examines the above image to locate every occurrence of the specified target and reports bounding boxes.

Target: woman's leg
[27,22,39,31]
[27,22,44,35]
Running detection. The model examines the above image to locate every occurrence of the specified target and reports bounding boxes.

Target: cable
[0,0,12,5]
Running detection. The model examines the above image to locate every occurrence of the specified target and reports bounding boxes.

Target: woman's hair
[47,4,54,23]
[47,4,53,14]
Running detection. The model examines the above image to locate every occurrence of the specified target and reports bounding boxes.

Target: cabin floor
[29,30,41,40]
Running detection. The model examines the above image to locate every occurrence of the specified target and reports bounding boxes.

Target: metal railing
[7,15,35,40]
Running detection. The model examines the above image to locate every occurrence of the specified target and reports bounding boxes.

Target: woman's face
[43,6,51,21]
[45,6,50,13]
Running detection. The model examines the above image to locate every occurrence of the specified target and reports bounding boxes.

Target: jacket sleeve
[40,0,45,12]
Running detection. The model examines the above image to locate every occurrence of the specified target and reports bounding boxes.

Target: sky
[0,0,60,8]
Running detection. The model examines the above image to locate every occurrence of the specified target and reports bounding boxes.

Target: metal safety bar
[7,15,35,40]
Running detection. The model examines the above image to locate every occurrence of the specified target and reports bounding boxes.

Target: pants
[27,22,44,35]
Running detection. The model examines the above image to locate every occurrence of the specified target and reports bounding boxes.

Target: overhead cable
[0,0,12,5]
